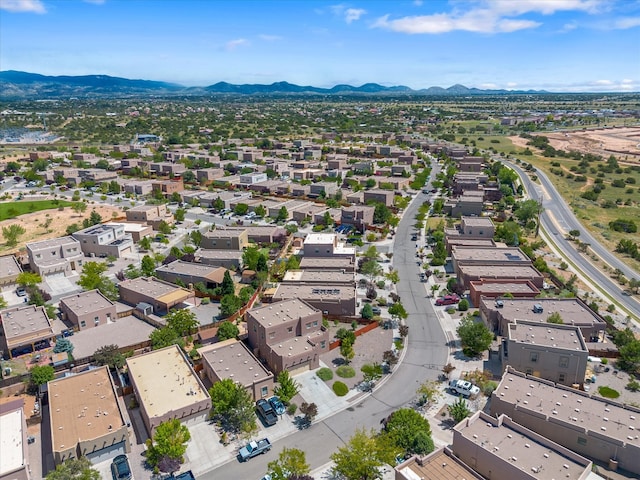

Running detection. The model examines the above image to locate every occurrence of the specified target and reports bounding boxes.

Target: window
[306,322,312,329]
[261,386,268,397]
[559,356,569,368]
[269,332,276,339]
[80,320,86,328]
[94,316,99,325]
[530,352,538,363]
[525,368,533,375]
[320,341,326,349]
[312,321,318,327]
[558,373,566,383]
[577,437,587,446]
[287,327,293,333]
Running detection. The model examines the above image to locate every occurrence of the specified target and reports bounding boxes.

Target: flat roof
[482,297,605,327]
[203,229,247,239]
[110,222,152,233]
[126,345,209,419]
[470,280,539,294]
[299,257,354,269]
[156,260,227,280]
[0,405,25,476]
[59,289,115,316]
[456,411,591,479]
[127,204,159,212]
[282,270,355,284]
[397,448,483,480]
[74,224,118,236]
[196,249,243,259]
[271,330,325,357]
[0,305,53,347]
[508,320,587,351]
[0,255,22,278]
[199,339,272,388]
[461,216,494,226]
[304,233,336,244]
[273,284,357,302]
[452,247,530,263]
[49,366,125,452]
[248,298,319,328]
[27,235,79,251]
[459,264,541,278]
[118,276,191,300]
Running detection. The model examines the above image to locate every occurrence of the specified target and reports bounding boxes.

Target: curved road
[505,159,640,321]
[205,171,447,479]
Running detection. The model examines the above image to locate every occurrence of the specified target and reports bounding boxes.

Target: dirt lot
[0,201,125,255]
[509,126,640,163]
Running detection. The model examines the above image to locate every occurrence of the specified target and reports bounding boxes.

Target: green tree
[373,203,391,224]
[274,370,300,404]
[388,302,408,323]
[361,363,383,386]
[166,309,199,336]
[547,312,563,324]
[209,378,257,434]
[212,197,225,212]
[276,206,288,222]
[360,260,382,284]
[189,229,202,247]
[256,254,268,272]
[568,229,581,241]
[54,338,74,354]
[30,364,55,386]
[242,246,261,271]
[234,203,249,216]
[2,224,26,247]
[457,299,469,311]
[514,199,543,226]
[416,380,441,406]
[158,220,172,235]
[331,428,393,480]
[217,321,239,341]
[362,245,379,261]
[448,397,472,423]
[149,326,184,350]
[139,236,152,251]
[220,294,243,318]
[220,270,235,296]
[361,303,374,319]
[618,340,640,373]
[457,317,493,357]
[71,202,87,215]
[174,208,186,222]
[382,408,434,456]
[253,204,266,218]
[17,272,42,286]
[267,448,310,480]
[46,457,100,480]
[93,344,126,369]
[145,418,191,468]
[141,255,156,276]
[340,339,355,364]
[88,210,102,226]
[77,261,119,301]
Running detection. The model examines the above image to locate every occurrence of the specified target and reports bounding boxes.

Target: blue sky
[1,0,639,92]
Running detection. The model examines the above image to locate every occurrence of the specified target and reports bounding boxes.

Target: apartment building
[48,366,130,464]
[201,229,249,251]
[246,298,329,375]
[303,233,356,259]
[0,255,22,286]
[59,290,117,331]
[72,223,134,258]
[501,320,589,386]
[26,236,84,277]
[0,399,30,480]
[491,368,640,476]
[155,260,228,290]
[199,339,274,401]
[127,345,211,435]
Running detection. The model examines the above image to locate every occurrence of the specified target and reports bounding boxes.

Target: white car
[449,379,480,397]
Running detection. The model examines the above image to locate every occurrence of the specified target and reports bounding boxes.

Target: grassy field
[0,200,75,221]
[447,124,640,273]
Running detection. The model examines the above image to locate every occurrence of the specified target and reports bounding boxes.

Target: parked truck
[239,438,271,462]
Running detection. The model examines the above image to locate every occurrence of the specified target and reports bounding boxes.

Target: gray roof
[59,289,115,315]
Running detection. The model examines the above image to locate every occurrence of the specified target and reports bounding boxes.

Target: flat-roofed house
[480,297,606,342]
[59,290,117,331]
[199,339,274,401]
[303,233,356,260]
[26,236,83,277]
[151,179,184,197]
[272,283,357,317]
[201,229,249,251]
[0,399,30,480]
[340,205,375,233]
[48,366,130,465]
[298,256,355,272]
[0,255,22,286]
[452,246,532,279]
[117,277,194,315]
[195,249,243,270]
[125,204,174,230]
[155,260,228,290]
[282,270,355,285]
[444,237,497,255]
[363,189,394,207]
[469,280,540,306]
[395,447,483,480]
[491,367,640,475]
[501,320,589,386]
[452,411,593,480]
[0,305,55,358]
[72,223,134,258]
[126,345,211,435]
[457,264,544,290]
[246,298,329,375]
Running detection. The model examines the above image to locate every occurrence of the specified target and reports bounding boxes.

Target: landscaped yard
[0,199,75,221]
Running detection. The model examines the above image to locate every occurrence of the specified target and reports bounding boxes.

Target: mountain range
[0,70,547,99]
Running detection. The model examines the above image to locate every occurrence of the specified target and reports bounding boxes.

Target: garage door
[120,247,132,256]
[85,441,126,464]
[288,362,310,377]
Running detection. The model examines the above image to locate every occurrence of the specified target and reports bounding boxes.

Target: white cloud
[506,82,518,88]
[480,82,498,89]
[0,0,46,13]
[225,38,250,51]
[373,0,605,34]
[594,79,613,85]
[559,21,578,32]
[613,16,640,29]
[331,4,366,23]
[258,34,282,42]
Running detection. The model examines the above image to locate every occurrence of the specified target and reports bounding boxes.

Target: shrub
[336,366,356,378]
[333,381,349,396]
[287,403,298,415]
[458,299,469,311]
[626,380,640,392]
[597,386,620,399]
[316,368,333,381]
[483,381,498,396]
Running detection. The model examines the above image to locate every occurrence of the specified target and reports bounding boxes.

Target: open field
[0,199,75,221]
[543,127,640,163]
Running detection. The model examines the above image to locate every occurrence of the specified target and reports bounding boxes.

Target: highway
[504,159,640,321]
[204,169,447,479]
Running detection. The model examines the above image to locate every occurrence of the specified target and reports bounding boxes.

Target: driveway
[43,273,81,297]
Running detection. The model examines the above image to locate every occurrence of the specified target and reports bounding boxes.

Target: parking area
[43,273,81,297]
[0,285,28,307]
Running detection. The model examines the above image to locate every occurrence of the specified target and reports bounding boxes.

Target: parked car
[239,438,271,461]
[449,379,480,397]
[268,396,286,415]
[435,294,460,306]
[16,287,27,297]
[371,306,382,315]
[110,454,132,480]
[256,399,278,426]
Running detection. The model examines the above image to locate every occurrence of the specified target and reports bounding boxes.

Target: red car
[435,294,460,306]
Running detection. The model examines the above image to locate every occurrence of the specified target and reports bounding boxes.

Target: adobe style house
[491,368,640,476]
[451,246,532,280]
[271,283,357,317]
[0,305,55,359]
[452,411,593,480]
[26,236,84,277]
[201,229,249,251]
[298,256,356,272]
[155,260,228,290]
[445,216,495,239]
[195,249,243,270]
[199,339,274,401]
[0,399,31,480]
[48,366,130,465]
[151,179,184,197]
[125,204,174,230]
[457,264,544,290]
[363,189,394,207]
[468,280,540,306]
[340,205,375,233]
[303,233,356,259]
[126,345,211,435]
[72,223,134,258]
[0,255,22,286]
[395,447,483,480]
[59,289,117,331]
[500,320,588,386]
[117,277,194,315]
[246,298,329,375]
